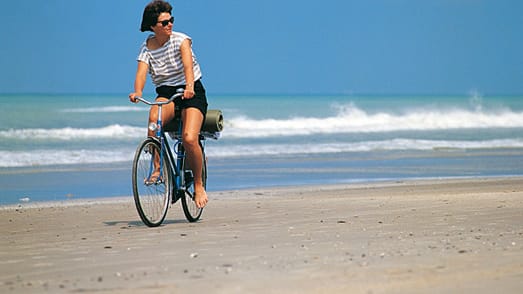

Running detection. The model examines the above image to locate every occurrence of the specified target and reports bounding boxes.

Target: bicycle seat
[163,107,182,133]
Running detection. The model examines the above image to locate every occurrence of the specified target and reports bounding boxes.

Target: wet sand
[1,177,522,293]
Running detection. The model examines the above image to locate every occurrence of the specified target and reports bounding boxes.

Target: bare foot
[144,170,161,185]
[194,185,208,208]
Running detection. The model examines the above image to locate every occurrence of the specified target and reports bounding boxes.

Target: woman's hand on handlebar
[129,92,142,103]
[183,88,195,99]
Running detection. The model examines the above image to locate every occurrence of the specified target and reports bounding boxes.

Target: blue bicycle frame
[136,92,185,191]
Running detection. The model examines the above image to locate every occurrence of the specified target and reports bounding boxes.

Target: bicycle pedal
[172,190,184,204]
[144,177,164,186]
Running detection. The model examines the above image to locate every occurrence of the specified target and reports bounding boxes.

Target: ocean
[1,93,523,205]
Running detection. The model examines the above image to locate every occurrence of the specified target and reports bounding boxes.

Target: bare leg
[182,108,208,208]
[147,98,175,181]
[147,97,175,137]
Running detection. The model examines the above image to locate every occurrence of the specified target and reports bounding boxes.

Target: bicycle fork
[145,103,168,185]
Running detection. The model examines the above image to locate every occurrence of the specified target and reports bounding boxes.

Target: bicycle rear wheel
[132,138,171,227]
[181,146,206,222]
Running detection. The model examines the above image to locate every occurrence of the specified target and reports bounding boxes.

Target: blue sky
[1,0,522,95]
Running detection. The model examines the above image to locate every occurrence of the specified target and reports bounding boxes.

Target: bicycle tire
[181,145,206,222]
[132,138,171,227]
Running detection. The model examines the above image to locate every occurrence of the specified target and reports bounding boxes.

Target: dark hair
[140,0,173,32]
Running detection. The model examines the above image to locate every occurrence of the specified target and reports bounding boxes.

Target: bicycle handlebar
[134,90,184,106]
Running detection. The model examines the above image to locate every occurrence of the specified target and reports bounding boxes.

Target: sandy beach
[1,177,522,293]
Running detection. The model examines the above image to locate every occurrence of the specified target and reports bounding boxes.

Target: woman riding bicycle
[129,0,208,208]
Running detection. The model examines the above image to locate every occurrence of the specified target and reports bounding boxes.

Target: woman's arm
[180,38,195,99]
[129,61,148,102]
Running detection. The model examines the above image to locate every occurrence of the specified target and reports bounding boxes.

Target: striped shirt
[137,31,202,88]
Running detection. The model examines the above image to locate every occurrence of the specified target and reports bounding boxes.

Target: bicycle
[131,91,223,227]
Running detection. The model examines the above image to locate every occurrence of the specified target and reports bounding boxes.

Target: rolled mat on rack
[202,109,224,133]
[163,109,223,133]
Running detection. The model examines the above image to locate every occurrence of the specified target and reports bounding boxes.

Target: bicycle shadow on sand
[103,219,188,227]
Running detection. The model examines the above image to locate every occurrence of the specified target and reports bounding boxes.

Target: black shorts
[156,79,208,115]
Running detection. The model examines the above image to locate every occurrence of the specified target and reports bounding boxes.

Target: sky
[1,0,522,95]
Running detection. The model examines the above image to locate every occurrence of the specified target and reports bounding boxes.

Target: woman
[129,0,208,208]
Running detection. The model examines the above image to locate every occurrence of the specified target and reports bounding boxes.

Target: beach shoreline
[1,177,522,293]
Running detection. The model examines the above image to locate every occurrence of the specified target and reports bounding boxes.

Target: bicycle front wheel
[132,138,171,227]
[181,146,206,222]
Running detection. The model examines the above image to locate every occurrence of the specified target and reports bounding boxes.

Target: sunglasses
[157,17,174,27]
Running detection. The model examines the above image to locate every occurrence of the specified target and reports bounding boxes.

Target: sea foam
[224,105,523,138]
[3,105,523,140]
[0,124,144,140]
[2,138,523,167]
